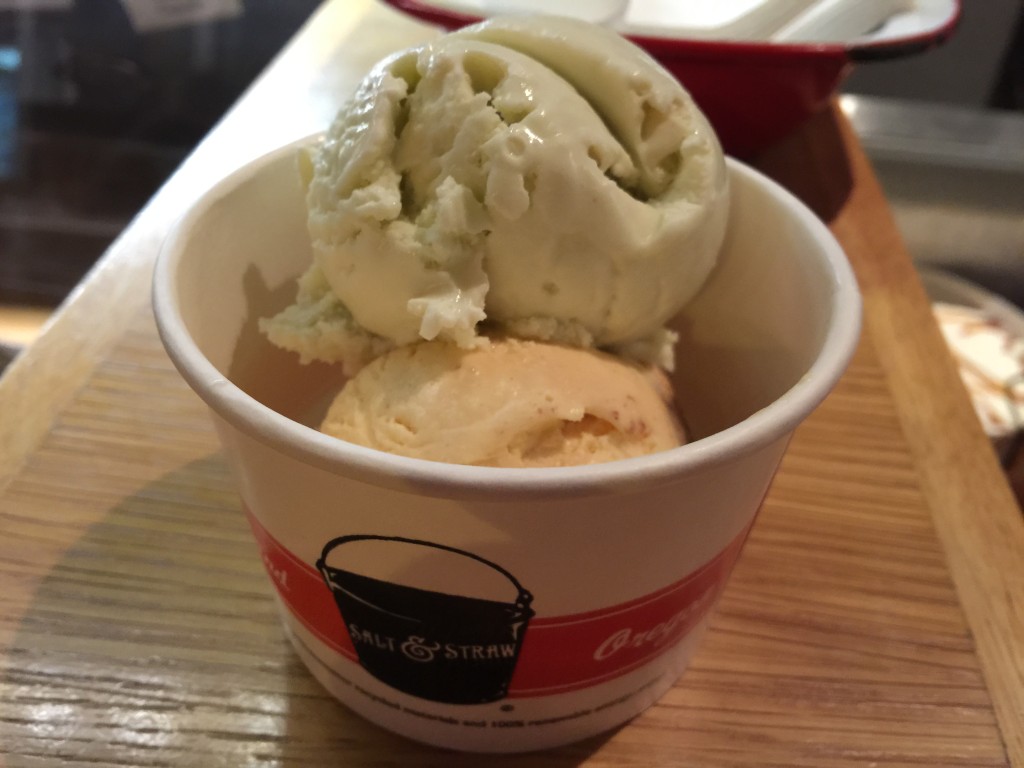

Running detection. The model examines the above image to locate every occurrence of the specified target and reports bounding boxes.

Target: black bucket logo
[316,535,534,705]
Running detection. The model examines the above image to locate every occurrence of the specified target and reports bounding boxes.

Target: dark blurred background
[0,0,319,312]
[839,0,1024,310]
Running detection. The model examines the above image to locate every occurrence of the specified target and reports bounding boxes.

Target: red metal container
[380,0,961,157]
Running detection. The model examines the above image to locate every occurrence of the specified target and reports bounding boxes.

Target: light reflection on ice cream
[261,14,728,375]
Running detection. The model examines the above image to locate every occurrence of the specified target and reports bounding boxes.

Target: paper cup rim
[153,137,862,501]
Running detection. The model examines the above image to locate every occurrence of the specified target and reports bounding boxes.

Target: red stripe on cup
[245,507,750,698]
[509,533,746,695]
[245,509,359,663]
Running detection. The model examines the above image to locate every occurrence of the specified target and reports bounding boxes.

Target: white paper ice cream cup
[153,136,861,752]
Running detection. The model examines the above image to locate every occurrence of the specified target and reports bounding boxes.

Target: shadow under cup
[153,137,861,752]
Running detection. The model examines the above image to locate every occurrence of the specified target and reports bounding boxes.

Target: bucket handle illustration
[316,534,534,613]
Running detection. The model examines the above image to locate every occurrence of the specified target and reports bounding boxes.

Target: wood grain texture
[761,107,1024,763]
[0,2,1021,766]
[0,295,1009,768]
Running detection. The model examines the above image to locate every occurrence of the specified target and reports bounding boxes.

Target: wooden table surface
[2,2,1022,766]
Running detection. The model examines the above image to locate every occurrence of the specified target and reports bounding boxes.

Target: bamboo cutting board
[1,2,1022,766]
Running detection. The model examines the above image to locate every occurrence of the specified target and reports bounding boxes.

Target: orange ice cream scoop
[320,337,685,468]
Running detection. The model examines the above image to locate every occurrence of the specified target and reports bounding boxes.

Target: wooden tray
[1,2,1021,765]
